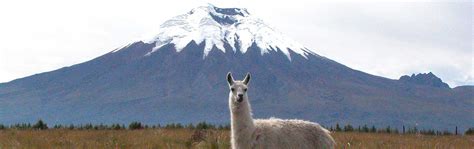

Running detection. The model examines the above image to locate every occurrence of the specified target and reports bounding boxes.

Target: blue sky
[0,0,472,87]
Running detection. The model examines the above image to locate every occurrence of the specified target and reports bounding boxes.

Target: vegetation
[465,128,474,135]
[0,129,473,148]
[2,120,228,131]
[332,132,473,148]
[0,120,472,148]
[2,120,469,136]
[328,123,462,136]
[128,121,143,130]
[32,119,48,130]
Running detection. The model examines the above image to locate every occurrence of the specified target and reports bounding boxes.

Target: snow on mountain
[141,4,314,60]
[0,4,472,132]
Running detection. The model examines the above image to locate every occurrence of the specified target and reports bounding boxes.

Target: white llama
[227,72,335,149]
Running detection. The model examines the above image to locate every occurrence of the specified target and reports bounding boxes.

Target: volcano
[0,4,472,131]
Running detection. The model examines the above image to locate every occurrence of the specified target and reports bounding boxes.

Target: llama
[227,72,335,149]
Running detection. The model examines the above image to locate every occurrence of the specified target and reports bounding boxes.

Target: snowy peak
[212,5,249,16]
[142,4,315,60]
[188,4,249,26]
[209,5,250,25]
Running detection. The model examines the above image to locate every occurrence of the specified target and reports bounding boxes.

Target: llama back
[253,118,335,149]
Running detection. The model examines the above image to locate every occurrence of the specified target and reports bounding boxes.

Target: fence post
[455,126,458,135]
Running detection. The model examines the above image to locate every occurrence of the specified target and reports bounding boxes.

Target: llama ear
[227,72,234,85]
[243,73,251,85]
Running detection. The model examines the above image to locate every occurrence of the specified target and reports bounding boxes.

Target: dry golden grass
[0,129,473,149]
[332,132,474,149]
[0,129,230,149]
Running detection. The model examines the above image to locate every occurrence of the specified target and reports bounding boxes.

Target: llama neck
[230,94,255,130]
[230,93,256,148]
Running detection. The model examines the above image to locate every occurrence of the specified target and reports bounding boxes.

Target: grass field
[0,129,473,149]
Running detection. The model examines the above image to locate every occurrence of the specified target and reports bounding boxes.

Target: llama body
[227,72,335,149]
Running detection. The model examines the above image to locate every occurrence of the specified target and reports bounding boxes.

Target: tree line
[1,120,472,136]
[325,123,473,136]
[0,120,229,131]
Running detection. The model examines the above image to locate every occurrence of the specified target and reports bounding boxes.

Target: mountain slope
[0,5,472,132]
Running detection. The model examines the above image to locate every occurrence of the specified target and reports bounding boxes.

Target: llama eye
[231,88,235,91]
[244,88,247,92]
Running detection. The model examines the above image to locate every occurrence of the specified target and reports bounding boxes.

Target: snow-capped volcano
[142,4,314,60]
[0,4,471,133]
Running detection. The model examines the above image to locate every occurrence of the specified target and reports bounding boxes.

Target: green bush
[464,128,474,135]
[32,119,48,130]
[129,121,143,130]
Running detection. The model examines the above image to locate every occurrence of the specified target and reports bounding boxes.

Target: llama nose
[236,94,244,102]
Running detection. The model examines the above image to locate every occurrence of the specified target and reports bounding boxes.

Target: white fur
[228,74,335,149]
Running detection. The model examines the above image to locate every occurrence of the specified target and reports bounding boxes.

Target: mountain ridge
[399,72,450,88]
[0,5,472,132]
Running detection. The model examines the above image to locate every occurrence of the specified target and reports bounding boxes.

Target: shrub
[129,121,143,130]
[32,119,48,130]
[465,128,474,135]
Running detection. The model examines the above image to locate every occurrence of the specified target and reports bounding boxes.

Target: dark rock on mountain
[399,72,450,88]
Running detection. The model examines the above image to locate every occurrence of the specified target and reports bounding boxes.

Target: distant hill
[0,4,472,132]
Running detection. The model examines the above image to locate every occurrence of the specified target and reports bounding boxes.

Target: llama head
[227,72,250,103]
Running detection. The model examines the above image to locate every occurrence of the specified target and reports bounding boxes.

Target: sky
[0,0,472,87]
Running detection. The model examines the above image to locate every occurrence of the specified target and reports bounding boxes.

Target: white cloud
[0,0,472,87]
